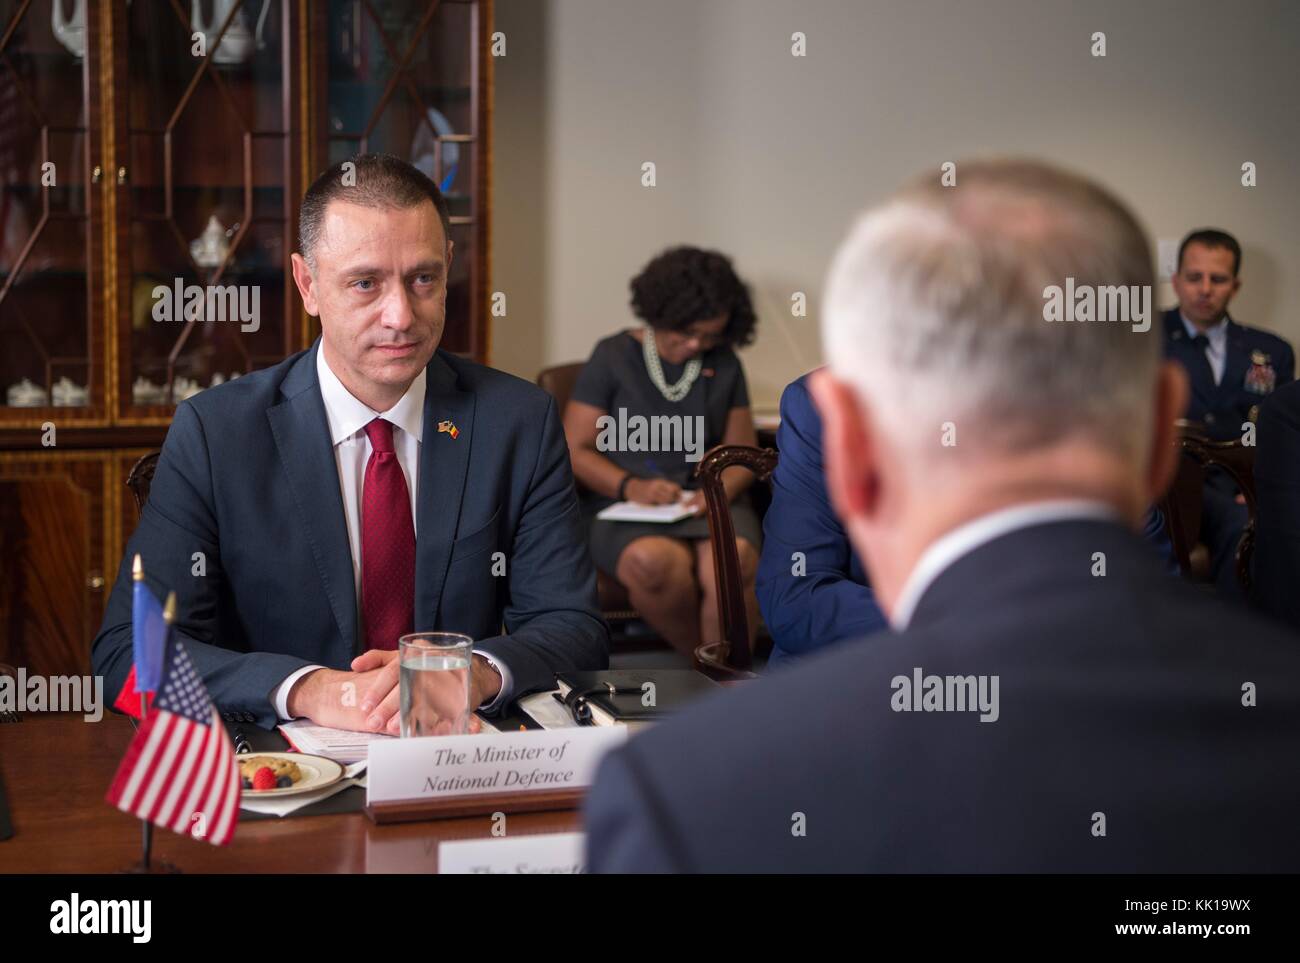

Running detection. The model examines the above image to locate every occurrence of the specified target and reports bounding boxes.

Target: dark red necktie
[361,418,415,650]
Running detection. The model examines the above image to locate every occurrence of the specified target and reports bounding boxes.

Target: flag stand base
[121,860,183,874]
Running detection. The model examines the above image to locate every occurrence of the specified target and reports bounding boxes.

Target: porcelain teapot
[192,0,271,65]
[190,214,231,268]
[51,0,87,59]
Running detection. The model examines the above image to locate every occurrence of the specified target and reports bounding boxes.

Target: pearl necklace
[641,327,702,403]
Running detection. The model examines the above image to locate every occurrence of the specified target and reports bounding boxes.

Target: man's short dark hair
[298,153,452,270]
[1177,228,1241,277]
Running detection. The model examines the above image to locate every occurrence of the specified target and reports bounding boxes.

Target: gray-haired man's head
[813,158,1187,615]
[823,158,1161,464]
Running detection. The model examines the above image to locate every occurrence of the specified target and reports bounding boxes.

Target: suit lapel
[415,352,477,629]
[266,345,358,656]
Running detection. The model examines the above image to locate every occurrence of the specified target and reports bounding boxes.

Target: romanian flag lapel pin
[438,419,460,439]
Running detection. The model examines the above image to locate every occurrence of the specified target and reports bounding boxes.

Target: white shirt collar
[889,499,1122,630]
[315,343,426,446]
[1180,311,1229,347]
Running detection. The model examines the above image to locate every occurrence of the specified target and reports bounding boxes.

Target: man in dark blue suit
[754,373,883,666]
[756,372,1177,666]
[585,160,1300,872]
[92,155,607,732]
[1250,380,1300,631]
[1162,228,1293,594]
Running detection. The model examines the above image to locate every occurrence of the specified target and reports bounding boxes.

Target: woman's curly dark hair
[629,246,758,348]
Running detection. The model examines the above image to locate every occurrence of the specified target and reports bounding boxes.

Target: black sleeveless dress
[571,330,763,576]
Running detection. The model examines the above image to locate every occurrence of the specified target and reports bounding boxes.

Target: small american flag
[106,638,240,846]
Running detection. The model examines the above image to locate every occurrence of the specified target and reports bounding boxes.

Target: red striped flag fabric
[105,639,240,846]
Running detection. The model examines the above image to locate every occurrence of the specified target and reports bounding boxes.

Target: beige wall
[491,0,1300,412]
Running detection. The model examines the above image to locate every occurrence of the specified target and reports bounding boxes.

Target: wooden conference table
[0,712,580,873]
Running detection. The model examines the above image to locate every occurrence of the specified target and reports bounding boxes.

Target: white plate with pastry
[237,751,344,798]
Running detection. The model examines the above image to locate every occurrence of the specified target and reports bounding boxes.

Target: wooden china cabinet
[0,0,493,677]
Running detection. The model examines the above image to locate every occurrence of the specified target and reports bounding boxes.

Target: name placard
[438,832,586,874]
[365,727,626,823]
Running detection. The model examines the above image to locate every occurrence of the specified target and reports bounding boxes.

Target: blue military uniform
[1162,308,1294,441]
[1162,307,1294,594]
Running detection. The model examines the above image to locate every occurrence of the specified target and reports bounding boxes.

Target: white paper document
[279,714,499,763]
[517,689,578,729]
[278,721,392,763]
[596,496,700,524]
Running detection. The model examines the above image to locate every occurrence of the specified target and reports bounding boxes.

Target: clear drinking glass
[398,633,474,738]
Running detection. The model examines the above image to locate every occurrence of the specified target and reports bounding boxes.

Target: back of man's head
[823,159,1159,469]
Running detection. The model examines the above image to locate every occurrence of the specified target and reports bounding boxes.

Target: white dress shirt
[271,347,511,720]
[889,499,1122,630]
[1181,312,1230,386]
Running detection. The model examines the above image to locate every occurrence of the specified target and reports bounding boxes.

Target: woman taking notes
[563,246,761,657]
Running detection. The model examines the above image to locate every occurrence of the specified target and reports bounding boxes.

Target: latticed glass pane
[0,0,94,411]
[123,0,293,411]
[322,0,482,357]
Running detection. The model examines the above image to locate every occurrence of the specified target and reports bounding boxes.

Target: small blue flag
[131,555,167,694]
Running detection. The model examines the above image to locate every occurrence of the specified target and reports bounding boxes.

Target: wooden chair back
[692,444,778,680]
[536,362,637,620]
[126,451,161,516]
[1159,421,1257,589]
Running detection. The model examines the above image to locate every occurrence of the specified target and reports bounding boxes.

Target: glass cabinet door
[317,0,486,359]
[115,0,299,420]
[0,0,104,423]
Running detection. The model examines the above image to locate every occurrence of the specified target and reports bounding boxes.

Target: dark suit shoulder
[1234,322,1293,355]
[598,636,897,868]
[1261,378,1300,422]
[437,350,555,415]
[182,349,310,421]
[780,371,815,414]
[1161,307,1184,339]
[592,524,1300,871]
[1255,381,1300,483]
[775,372,823,458]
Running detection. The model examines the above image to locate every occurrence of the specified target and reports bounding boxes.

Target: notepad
[596,498,700,524]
